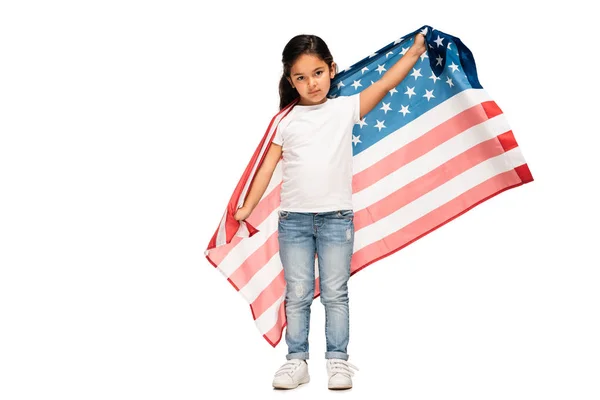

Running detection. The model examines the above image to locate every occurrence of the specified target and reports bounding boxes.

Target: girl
[234,32,426,390]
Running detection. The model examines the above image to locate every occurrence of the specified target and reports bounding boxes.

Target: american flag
[205,25,533,347]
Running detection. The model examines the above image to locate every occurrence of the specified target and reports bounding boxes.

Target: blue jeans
[277,209,354,361]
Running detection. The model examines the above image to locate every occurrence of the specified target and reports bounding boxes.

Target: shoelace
[327,359,359,378]
[274,360,303,377]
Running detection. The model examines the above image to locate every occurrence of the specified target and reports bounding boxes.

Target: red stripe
[351,169,522,272]
[481,100,503,119]
[515,164,534,183]
[250,270,285,320]
[228,231,279,290]
[250,268,321,323]
[497,130,518,151]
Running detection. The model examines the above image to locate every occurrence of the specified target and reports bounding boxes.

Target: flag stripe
[263,299,286,346]
[239,252,283,303]
[250,269,285,320]
[255,293,285,334]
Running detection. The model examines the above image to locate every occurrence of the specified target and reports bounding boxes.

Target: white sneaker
[272,359,310,389]
[326,359,359,390]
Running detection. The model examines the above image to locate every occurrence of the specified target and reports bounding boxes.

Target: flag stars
[434,35,444,47]
[351,80,362,90]
[380,102,392,114]
[410,68,422,79]
[449,62,459,73]
[386,51,394,58]
[356,118,367,128]
[423,89,435,101]
[361,66,369,74]
[429,72,441,83]
[400,46,409,55]
[369,52,378,58]
[389,87,398,96]
[420,51,429,62]
[337,81,345,89]
[446,77,454,87]
[436,54,444,66]
[405,86,416,98]
[352,134,361,146]
[399,104,410,116]
[376,64,387,74]
[374,120,386,131]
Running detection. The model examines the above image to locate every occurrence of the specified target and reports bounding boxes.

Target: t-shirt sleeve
[345,93,361,124]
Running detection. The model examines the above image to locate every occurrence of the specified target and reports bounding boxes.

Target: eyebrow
[292,67,325,77]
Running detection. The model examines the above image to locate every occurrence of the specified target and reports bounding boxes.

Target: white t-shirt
[272,94,361,212]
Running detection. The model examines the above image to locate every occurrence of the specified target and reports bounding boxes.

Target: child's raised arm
[358,33,427,120]
[234,143,283,221]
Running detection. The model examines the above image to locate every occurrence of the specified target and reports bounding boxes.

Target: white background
[1,1,598,399]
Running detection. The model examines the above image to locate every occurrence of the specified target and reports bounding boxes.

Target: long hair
[278,34,336,111]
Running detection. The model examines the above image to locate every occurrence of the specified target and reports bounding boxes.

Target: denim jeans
[277,209,354,361]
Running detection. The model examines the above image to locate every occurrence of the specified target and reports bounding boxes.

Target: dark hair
[278,34,336,110]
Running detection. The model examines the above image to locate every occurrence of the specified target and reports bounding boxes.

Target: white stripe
[215,210,228,247]
[353,113,511,209]
[355,147,526,252]
[235,221,249,238]
[353,88,492,174]
[256,293,285,335]
[240,252,283,303]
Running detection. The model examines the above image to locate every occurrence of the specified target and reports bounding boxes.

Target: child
[234,32,426,390]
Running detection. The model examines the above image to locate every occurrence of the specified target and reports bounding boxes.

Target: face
[287,53,336,106]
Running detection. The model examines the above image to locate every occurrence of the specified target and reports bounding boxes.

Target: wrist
[407,46,423,58]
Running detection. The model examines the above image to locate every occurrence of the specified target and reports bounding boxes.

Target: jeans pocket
[278,210,290,220]
[336,210,354,220]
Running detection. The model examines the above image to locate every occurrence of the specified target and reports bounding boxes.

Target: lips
[309,90,320,94]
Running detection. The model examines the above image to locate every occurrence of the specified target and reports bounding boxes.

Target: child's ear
[330,62,336,79]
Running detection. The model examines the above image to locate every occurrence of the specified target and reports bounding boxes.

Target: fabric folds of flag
[205,25,534,347]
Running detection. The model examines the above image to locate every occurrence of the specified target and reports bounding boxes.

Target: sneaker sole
[328,384,352,390]
[272,375,310,389]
